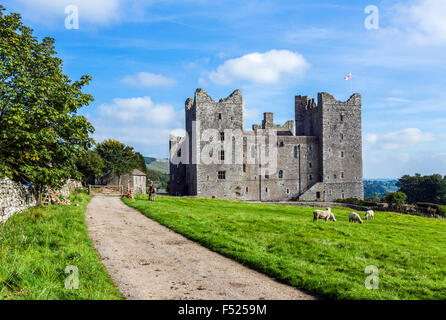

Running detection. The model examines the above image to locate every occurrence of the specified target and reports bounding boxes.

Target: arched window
[278,170,283,179]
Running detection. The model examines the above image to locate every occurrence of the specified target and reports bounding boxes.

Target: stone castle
[169,88,363,202]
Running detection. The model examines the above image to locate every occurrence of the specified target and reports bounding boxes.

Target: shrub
[417,202,446,217]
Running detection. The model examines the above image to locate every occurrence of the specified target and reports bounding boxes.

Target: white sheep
[365,210,375,220]
[349,212,363,224]
[313,207,336,222]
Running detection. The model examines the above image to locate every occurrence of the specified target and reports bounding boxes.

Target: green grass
[123,195,446,300]
[0,192,124,300]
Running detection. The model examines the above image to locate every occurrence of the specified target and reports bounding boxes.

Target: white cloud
[97,96,179,126]
[91,96,183,155]
[395,0,446,45]
[14,0,121,25]
[208,50,309,85]
[365,128,435,150]
[122,72,177,87]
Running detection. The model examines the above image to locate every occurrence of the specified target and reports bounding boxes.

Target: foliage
[75,150,105,185]
[0,6,94,192]
[383,191,407,210]
[363,179,398,200]
[416,202,446,217]
[396,174,446,205]
[95,139,136,184]
[146,168,169,189]
[133,152,148,175]
[0,191,123,300]
[124,196,446,300]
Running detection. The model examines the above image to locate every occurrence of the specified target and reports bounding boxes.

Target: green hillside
[144,157,169,174]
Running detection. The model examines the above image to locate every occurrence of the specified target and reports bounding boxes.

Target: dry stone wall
[0,178,82,223]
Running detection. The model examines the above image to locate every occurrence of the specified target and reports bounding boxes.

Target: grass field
[123,195,446,300]
[0,192,123,300]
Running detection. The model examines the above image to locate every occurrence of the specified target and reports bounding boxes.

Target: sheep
[313,207,336,222]
[349,212,363,224]
[365,210,375,220]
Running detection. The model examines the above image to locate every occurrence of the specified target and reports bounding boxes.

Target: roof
[131,169,147,176]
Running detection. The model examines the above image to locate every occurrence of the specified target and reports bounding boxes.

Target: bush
[417,202,446,217]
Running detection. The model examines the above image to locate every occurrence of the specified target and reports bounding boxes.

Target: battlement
[252,112,294,135]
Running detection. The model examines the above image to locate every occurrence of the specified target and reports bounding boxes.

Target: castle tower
[318,93,363,199]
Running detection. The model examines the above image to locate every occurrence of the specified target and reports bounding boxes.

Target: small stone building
[106,169,147,194]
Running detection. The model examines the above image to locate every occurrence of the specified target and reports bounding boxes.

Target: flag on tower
[344,73,352,80]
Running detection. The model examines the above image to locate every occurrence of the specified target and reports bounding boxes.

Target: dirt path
[86,195,315,300]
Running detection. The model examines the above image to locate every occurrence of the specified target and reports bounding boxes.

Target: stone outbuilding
[106,169,147,194]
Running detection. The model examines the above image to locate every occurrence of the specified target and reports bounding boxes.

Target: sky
[2,0,446,178]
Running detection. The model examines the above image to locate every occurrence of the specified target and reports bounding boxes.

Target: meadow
[123,195,446,300]
[0,192,123,300]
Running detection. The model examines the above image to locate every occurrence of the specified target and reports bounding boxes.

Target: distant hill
[144,157,169,174]
[364,179,399,200]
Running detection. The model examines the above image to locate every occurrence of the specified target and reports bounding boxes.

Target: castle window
[340,114,344,122]
[218,171,226,180]
[340,133,344,141]
[220,132,225,141]
[265,188,268,193]
[309,174,313,181]
[341,172,344,179]
[220,150,225,161]
[294,146,298,158]
[246,187,249,193]
[309,162,312,169]
[177,149,181,157]
[243,164,246,173]
[334,174,337,180]
[341,151,344,158]
[218,113,222,120]
[286,189,290,194]
[278,170,283,179]
[265,174,269,179]
[308,145,313,151]
[279,141,284,147]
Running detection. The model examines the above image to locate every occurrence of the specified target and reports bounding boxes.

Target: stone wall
[0,178,82,223]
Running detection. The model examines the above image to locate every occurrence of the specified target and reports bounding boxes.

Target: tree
[396,174,446,204]
[383,192,407,210]
[75,150,105,185]
[95,139,136,185]
[134,152,148,175]
[0,6,94,198]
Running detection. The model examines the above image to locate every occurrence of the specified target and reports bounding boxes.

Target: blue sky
[3,0,446,178]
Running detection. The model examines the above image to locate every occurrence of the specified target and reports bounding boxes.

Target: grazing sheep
[349,212,363,224]
[365,210,375,220]
[313,207,336,222]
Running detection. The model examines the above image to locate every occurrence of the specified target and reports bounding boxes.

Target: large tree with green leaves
[75,150,105,185]
[0,6,95,194]
[396,174,446,204]
[95,139,137,185]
